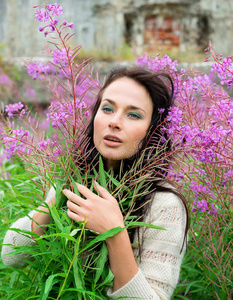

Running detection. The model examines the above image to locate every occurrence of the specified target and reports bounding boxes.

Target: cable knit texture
[1,187,186,300]
[107,190,186,300]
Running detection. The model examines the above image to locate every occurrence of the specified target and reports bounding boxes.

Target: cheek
[93,115,102,145]
[130,124,149,143]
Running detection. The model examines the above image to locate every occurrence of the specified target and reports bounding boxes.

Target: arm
[64,183,186,300]
[107,190,187,300]
[64,182,139,290]
[1,187,55,268]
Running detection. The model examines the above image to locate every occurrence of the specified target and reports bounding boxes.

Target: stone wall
[0,0,233,59]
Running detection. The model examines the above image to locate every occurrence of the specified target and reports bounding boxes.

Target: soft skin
[32,77,154,292]
[64,181,139,292]
[65,78,154,291]
[93,77,153,169]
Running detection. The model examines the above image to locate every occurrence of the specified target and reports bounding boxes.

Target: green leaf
[125,221,166,231]
[42,273,66,300]
[50,203,64,231]
[73,248,85,295]
[55,182,62,206]
[97,268,114,288]
[80,227,125,253]
[94,242,108,283]
[98,156,107,187]
[70,176,81,196]
[36,232,78,243]
[63,288,103,299]
[105,172,121,187]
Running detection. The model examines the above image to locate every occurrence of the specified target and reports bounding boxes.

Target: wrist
[105,228,129,246]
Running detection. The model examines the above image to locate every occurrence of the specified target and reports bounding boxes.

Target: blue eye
[128,112,142,119]
[102,105,114,113]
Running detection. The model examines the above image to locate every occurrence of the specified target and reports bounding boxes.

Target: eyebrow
[102,99,146,114]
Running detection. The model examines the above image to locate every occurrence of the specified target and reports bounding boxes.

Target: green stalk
[56,218,86,299]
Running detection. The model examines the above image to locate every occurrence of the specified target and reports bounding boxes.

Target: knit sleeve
[107,190,187,300]
[1,187,55,268]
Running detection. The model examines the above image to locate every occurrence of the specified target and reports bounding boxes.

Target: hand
[63,182,124,234]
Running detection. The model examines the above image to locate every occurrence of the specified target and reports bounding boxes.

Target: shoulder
[151,182,184,208]
[146,182,186,225]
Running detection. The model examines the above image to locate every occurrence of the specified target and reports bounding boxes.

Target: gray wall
[0,0,233,59]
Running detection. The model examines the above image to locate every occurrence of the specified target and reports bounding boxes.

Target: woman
[2,66,189,300]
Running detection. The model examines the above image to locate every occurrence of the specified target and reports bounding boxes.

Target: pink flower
[0,75,11,85]
[37,139,51,151]
[26,88,36,99]
[47,3,63,16]
[3,128,30,159]
[68,22,74,29]
[35,8,50,22]
[5,102,26,117]
[27,61,50,80]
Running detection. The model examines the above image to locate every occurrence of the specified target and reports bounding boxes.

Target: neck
[106,159,121,171]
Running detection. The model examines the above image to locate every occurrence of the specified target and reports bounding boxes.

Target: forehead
[101,77,152,109]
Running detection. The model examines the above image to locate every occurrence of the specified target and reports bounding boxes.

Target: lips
[104,134,122,143]
[103,134,123,147]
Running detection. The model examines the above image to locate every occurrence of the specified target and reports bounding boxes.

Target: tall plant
[137,45,233,299]
[1,3,168,299]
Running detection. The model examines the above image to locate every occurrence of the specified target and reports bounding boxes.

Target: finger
[62,189,85,206]
[67,200,82,215]
[93,181,113,199]
[75,183,96,199]
[67,208,85,223]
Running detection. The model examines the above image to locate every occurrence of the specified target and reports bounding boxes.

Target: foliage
[0,2,232,300]
[0,3,166,299]
[76,42,136,63]
[137,44,233,299]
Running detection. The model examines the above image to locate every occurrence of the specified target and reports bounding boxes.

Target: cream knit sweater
[1,188,187,300]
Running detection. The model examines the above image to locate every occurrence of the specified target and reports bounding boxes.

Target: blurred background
[1,0,233,104]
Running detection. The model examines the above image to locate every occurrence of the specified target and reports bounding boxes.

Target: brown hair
[85,66,190,253]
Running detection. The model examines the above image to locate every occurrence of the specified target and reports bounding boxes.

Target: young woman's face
[93,77,153,169]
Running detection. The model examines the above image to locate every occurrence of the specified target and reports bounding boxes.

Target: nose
[108,114,122,130]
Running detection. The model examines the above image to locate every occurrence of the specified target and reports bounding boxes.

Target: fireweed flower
[52,48,72,67]
[222,170,233,185]
[46,99,89,128]
[211,56,233,89]
[27,61,50,80]
[196,200,208,212]
[3,128,31,159]
[35,8,50,22]
[0,75,11,85]
[192,200,218,215]
[37,139,52,151]
[5,102,27,117]
[68,22,74,28]
[47,3,63,16]
[137,53,178,73]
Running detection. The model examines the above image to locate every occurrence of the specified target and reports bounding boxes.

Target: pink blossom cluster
[52,48,73,68]
[5,102,28,118]
[0,75,11,85]
[36,138,60,157]
[137,53,178,74]
[211,56,233,89]
[34,3,74,37]
[192,200,218,215]
[139,52,233,217]
[46,99,89,128]
[27,60,50,80]
[3,128,31,159]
